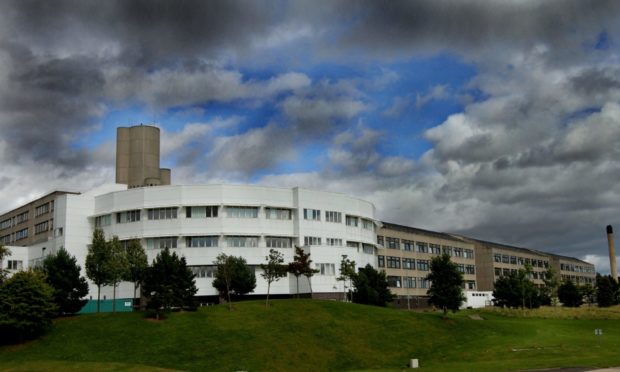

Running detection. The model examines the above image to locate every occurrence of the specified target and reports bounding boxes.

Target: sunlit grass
[1,300,619,371]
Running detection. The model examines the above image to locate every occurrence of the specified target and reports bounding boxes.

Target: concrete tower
[116,125,171,188]
[607,225,618,282]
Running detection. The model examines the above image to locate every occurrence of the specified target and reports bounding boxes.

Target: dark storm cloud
[570,67,620,96]
[323,0,620,62]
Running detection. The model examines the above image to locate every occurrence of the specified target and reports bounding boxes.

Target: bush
[352,264,393,307]
[0,270,57,343]
[558,281,583,307]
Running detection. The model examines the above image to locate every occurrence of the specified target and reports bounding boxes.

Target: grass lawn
[1,300,620,371]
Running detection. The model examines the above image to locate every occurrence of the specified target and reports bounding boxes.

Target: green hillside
[1,300,620,371]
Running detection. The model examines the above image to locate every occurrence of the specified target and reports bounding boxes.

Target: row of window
[6,260,23,270]
[560,263,595,273]
[378,236,474,259]
[493,253,549,268]
[93,207,373,228]
[378,255,476,274]
[561,275,594,284]
[494,267,547,280]
[35,201,53,217]
[141,236,297,250]
[388,276,431,289]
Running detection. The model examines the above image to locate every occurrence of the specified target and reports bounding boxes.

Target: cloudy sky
[1,1,619,272]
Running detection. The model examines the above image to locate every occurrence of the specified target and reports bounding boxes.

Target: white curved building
[88,184,379,299]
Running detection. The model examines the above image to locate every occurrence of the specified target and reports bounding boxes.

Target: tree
[213,254,256,309]
[352,264,393,307]
[580,283,596,307]
[426,254,465,315]
[596,274,619,307]
[0,245,10,284]
[85,229,112,313]
[124,239,148,306]
[493,268,541,309]
[337,255,356,302]
[143,247,197,319]
[107,237,129,313]
[287,246,318,298]
[0,270,57,343]
[557,280,583,307]
[41,248,89,315]
[260,249,287,307]
[540,267,560,305]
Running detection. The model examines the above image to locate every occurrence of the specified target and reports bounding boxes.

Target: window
[525,258,531,265]
[227,236,259,247]
[501,254,509,264]
[454,248,463,257]
[419,277,430,289]
[464,249,474,259]
[0,219,11,230]
[345,215,358,227]
[416,242,428,253]
[15,211,29,224]
[443,246,453,256]
[517,257,524,265]
[146,237,177,250]
[35,203,50,217]
[403,240,414,251]
[377,236,384,246]
[494,267,501,276]
[378,255,385,268]
[190,265,217,278]
[186,236,218,248]
[326,238,342,246]
[362,219,374,231]
[7,260,23,270]
[403,258,415,270]
[116,210,141,223]
[304,236,321,246]
[466,281,476,290]
[315,263,335,276]
[15,228,28,240]
[362,244,375,254]
[416,259,429,271]
[303,208,321,221]
[325,211,342,223]
[1,235,10,244]
[456,264,465,273]
[387,256,401,269]
[226,206,258,218]
[95,214,111,228]
[386,237,400,250]
[266,237,292,248]
[502,268,510,276]
[387,276,402,288]
[148,207,178,220]
[429,244,441,255]
[510,256,517,265]
[35,221,49,234]
[494,254,502,263]
[466,265,476,274]
[346,241,359,248]
[403,276,416,288]
[186,206,218,218]
[265,208,291,220]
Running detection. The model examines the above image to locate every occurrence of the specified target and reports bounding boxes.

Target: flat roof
[0,190,80,217]
[380,221,468,244]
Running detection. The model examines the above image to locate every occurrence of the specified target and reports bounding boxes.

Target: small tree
[596,274,619,307]
[85,229,112,313]
[337,255,356,302]
[107,237,129,313]
[493,268,541,309]
[260,249,287,307]
[213,254,256,309]
[41,248,89,315]
[124,239,148,305]
[0,270,57,343]
[426,254,465,315]
[0,245,10,284]
[580,283,596,307]
[558,280,583,307]
[352,264,393,307]
[287,246,317,298]
[143,247,197,319]
[541,267,560,305]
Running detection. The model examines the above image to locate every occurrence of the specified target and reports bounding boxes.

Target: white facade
[462,291,494,309]
[8,183,379,301]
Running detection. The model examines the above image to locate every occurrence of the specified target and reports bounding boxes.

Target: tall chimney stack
[607,225,618,282]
